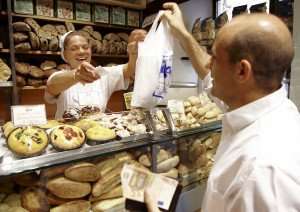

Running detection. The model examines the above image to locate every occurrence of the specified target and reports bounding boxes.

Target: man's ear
[234,59,253,84]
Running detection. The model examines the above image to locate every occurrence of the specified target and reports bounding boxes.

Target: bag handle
[144,11,164,43]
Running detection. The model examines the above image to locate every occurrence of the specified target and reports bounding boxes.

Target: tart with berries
[50,125,85,150]
[7,126,48,157]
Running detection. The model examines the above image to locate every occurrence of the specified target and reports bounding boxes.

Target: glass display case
[0,108,222,211]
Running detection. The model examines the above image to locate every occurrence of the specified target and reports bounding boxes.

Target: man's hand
[162,2,190,40]
[144,188,161,212]
[74,61,100,83]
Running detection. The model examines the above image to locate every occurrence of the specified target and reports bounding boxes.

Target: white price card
[167,99,185,114]
[11,104,47,127]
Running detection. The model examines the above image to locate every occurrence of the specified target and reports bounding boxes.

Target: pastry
[73,119,100,131]
[64,162,99,182]
[38,120,62,129]
[7,127,48,157]
[86,126,116,142]
[46,177,91,199]
[50,125,85,150]
[62,108,80,122]
[21,187,49,212]
[80,106,101,117]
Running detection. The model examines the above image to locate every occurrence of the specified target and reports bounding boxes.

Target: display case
[0,107,222,211]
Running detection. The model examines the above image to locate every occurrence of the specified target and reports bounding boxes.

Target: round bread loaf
[21,187,49,212]
[64,162,100,182]
[92,31,102,41]
[24,18,40,34]
[13,33,28,44]
[117,33,129,42]
[39,37,48,51]
[82,25,94,35]
[29,65,44,78]
[27,78,44,87]
[29,32,40,50]
[40,60,57,71]
[104,33,121,42]
[15,42,31,51]
[15,62,30,75]
[13,22,31,32]
[16,75,26,87]
[49,36,59,51]
[55,25,67,35]
[86,126,116,142]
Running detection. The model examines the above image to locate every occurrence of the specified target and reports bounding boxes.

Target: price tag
[167,99,185,114]
[11,104,47,127]
[124,92,133,110]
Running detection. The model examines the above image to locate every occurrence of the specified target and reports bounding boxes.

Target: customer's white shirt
[45,65,128,119]
[202,83,300,212]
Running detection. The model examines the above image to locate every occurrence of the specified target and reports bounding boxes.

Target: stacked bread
[0,58,11,82]
[78,25,128,55]
[0,151,151,211]
[178,132,221,185]
[171,92,223,130]
[138,148,180,179]
[15,60,70,87]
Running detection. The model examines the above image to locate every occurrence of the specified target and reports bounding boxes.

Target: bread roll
[92,31,102,41]
[46,192,77,206]
[8,206,29,212]
[16,75,26,87]
[50,200,90,212]
[92,175,121,197]
[65,22,75,32]
[3,193,21,207]
[24,18,40,34]
[44,68,57,78]
[64,163,99,182]
[55,25,67,35]
[117,33,129,42]
[39,37,48,51]
[49,36,59,51]
[29,32,40,50]
[157,156,180,173]
[21,187,49,212]
[40,164,70,180]
[82,25,94,35]
[40,60,57,71]
[15,42,31,51]
[15,62,30,75]
[13,22,31,32]
[27,78,44,87]
[92,198,124,212]
[89,185,122,202]
[46,177,91,199]
[104,33,121,42]
[29,66,44,78]
[13,33,28,44]
[160,168,178,179]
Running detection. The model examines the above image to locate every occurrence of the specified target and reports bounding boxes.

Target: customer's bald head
[217,14,294,91]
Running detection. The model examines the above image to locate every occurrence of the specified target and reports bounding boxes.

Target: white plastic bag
[131,11,174,109]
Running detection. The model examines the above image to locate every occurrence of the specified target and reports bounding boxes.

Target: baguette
[92,197,124,212]
[64,162,100,182]
[89,185,122,202]
[50,200,90,212]
[157,156,180,173]
[92,175,121,197]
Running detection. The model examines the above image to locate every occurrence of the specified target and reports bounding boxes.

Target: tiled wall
[290,0,300,108]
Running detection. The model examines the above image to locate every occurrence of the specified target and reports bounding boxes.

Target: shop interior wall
[166,0,213,101]
[290,0,300,108]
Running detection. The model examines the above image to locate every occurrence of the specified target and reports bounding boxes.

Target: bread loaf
[46,177,91,199]
[15,42,31,51]
[92,175,121,197]
[104,33,121,42]
[21,187,49,212]
[13,33,28,44]
[7,206,29,212]
[55,25,67,35]
[78,30,90,40]
[46,192,77,206]
[0,59,11,81]
[82,25,94,35]
[117,33,129,42]
[29,65,44,78]
[15,62,30,75]
[101,40,109,54]
[3,193,21,207]
[92,31,102,41]
[50,200,91,212]
[65,22,75,32]
[92,198,124,212]
[38,28,52,40]
[40,60,56,71]
[12,172,39,187]
[89,185,122,202]
[27,78,44,87]
[57,64,71,70]
[24,18,40,34]
[40,164,70,180]
[157,156,180,173]
[64,163,99,182]
[39,37,48,51]
[49,36,59,51]
[13,22,31,32]
[42,24,58,37]
[160,168,178,179]
[29,32,40,50]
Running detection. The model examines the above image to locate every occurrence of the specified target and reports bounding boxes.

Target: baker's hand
[144,188,161,212]
[127,29,147,55]
[74,61,100,83]
[162,2,189,39]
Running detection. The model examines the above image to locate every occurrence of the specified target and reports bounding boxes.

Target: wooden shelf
[0,81,13,87]
[12,13,137,31]
[13,50,128,59]
[80,0,146,10]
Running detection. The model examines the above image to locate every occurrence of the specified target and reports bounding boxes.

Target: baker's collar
[223,86,287,132]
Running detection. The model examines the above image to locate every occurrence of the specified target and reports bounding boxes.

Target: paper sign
[11,104,47,127]
[167,99,185,114]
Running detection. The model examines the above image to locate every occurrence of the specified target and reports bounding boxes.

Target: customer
[45,30,146,118]
[145,2,300,212]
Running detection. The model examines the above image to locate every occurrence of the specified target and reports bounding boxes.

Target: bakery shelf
[0,138,150,176]
[80,0,146,10]
[13,50,128,59]
[11,13,137,31]
[0,81,13,87]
